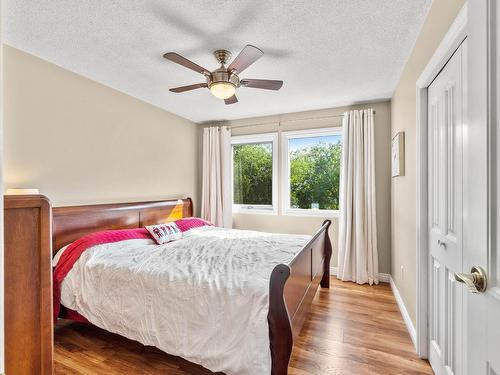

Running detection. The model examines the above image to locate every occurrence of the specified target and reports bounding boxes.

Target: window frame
[281,127,342,217]
[231,132,279,215]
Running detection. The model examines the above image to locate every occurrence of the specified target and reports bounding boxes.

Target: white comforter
[59,226,311,375]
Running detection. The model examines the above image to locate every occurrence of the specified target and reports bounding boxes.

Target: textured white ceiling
[4,0,431,123]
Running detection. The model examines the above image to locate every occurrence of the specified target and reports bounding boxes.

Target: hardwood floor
[54,277,433,375]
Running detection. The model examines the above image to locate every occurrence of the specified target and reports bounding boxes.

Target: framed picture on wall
[392,132,405,177]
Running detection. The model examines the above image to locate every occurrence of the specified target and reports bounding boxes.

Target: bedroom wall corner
[390,0,465,326]
[3,45,199,209]
[195,124,205,217]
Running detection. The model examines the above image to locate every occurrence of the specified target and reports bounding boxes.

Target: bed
[52,197,332,375]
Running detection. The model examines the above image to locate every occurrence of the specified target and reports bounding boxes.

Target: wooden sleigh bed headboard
[52,198,193,252]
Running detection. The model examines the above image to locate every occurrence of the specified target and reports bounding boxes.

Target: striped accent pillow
[146,222,182,244]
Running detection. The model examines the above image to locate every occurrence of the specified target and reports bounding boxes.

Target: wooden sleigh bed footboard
[268,220,332,375]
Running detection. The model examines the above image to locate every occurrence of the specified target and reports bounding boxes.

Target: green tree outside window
[232,136,342,210]
[233,143,273,205]
[289,140,341,210]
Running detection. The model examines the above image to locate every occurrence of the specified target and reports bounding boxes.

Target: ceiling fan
[163,45,283,105]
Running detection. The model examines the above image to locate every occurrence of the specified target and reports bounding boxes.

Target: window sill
[233,207,278,215]
[282,209,339,218]
[232,209,339,218]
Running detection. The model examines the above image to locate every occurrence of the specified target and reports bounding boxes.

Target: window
[231,133,278,214]
[282,128,342,216]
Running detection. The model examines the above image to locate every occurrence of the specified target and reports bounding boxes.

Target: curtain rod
[225,110,376,130]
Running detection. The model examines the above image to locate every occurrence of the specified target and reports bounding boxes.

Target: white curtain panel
[201,126,232,228]
[337,109,379,285]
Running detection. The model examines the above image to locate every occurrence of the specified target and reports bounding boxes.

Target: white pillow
[146,222,182,244]
[53,244,70,267]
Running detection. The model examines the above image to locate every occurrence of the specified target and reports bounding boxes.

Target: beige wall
[391,0,465,325]
[3,45,198,208]
[204,100,392,274]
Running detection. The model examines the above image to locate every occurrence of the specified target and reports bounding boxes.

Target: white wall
[200,100,392,274]
[3,45,199,208]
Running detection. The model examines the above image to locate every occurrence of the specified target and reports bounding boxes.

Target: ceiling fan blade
[240,79,283,90]
[163,52,210,75]
[169,83,208,93]
[227,45,263,74]
[225,95,238,105]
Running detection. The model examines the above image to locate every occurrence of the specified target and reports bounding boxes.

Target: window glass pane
[233,142,273,205]
[289,134,342,210]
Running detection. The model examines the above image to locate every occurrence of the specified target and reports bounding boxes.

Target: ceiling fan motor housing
[207,68,240,89]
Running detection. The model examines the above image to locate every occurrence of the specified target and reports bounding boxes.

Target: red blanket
[53,228,151,322]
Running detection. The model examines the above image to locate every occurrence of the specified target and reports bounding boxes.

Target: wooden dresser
[4,195,53,374]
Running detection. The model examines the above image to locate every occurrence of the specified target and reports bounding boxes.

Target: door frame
[415,2,468,359]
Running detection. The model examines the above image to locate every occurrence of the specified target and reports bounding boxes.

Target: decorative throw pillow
[174,217,213,232]
[146,222,183,245]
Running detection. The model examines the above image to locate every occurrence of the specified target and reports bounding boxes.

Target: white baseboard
[389,276,417,350]
[330,267,391,283]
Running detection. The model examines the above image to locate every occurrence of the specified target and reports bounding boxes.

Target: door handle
[438,239,447,248]
[454,266,488,293]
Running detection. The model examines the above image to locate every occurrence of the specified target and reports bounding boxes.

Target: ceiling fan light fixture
[209,81,236,99]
